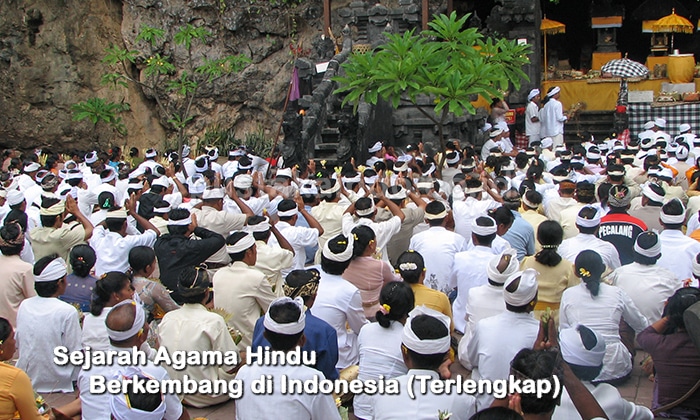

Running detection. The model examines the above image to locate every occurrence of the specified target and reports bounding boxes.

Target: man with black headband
[236,297,342,419]
[251,268,339,380]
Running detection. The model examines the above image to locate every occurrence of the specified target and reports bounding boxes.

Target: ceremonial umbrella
[652,8,694,50]
[540,16,566,81]
[601,56,649,105]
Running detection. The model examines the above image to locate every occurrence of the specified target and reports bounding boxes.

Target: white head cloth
[655,118,667,128]
[145,148,158,159]
[202,187,225,200]
[693,254,700,277]
[35,257,68,282]
[24,162,41,172]
[634,231,662,258]
[368,141,383,153]
[356,200,376,217]
[559,325,606,368]
[105,299,146,341]
[85,151,98,164]
[425,202,447,220]
[151,176,170,188]
[168,215,192,226]
[263,296,306,335]
[528,89,540,101]
[547,86,560,97]
[471,216,497,235]
[576,206,601,228]
[643,121,655,130]
[233,174,253,189]
[446,153,460,165]
[226,232,256,254]
[487,249,519,285]
[152,203,171,214]
[299,183,318,195]
[504,269,538,306]
[642,183,665,204]
[110,367,166,420]
[322,234,354,262]
[386,186,407,200]
[246,217,271,233]
[541,137,553,148]
[6,190,24,206]
[276,168,293,178]
[402,305,451,354]
[101,168,117,183]
[105,208,128,220]
[660,199,686,224]
[680,123,692,133]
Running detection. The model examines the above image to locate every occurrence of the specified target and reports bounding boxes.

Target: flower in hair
[380,304,391,314]
[399,262,418,271]
[579,267,591,278]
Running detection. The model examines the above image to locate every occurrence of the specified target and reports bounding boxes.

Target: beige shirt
[0,254,36,327]
[192,205,246,266]
[311,200,349,264]
[521,209,548,251]
[558,203,584,240]
[253,240,294,296]
[30,222,85,262]
[158,303,239,408]
[149,216,169,235]
[212,261,276,348]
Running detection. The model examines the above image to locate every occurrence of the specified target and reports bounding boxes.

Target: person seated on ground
[0,222,35,327]
[638,287,700,418]
[247,215,294,296]
[109,368,169,420]
[0,317,81,420]
[354,281,414,420]
[128,246,180,323]
[15,255,81,393]
[395,249,453,331]
[560,250,649,385]
[552,324,653,419]
[370,307,477,419]
[158,266,241,408]
[82,271,135,351]
[251,268,339,380]
[235,297,342,420]
[60,244,98,313]
[79,300,189,420]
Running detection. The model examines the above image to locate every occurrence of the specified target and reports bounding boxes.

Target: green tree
[72,97,130,137]
[334,12,531,163]
[95,24,250,175]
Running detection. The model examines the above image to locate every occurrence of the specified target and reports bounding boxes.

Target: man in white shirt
[270,196,324,276]
[558,206,621,271]
[410,201,467,295]
[247,215,295,296]
[464,268,540,410]
[236,296,342,420]
[16,255,81,392]
[539,86,567,147]
[311,234,368,369]
[371,306,477,419]
[451,216,500,333]
[90,199,159,277]
[78,300,189,420]
[657,198,700,282]
[481,128,503,161]
[525,88,541,145]
[452,178,501,240]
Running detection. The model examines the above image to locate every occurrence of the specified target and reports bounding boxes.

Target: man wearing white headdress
[247,215,295,296]
[371,306,477,419]
[79,299,189,420]
[552,325,654,420]
[657,198,700,281]
[311,234,368,369]
[558,206,621,271]
[311,175,356,263]
[464,269,540,410]
[540,86,567,147]
[270,196,324,277]
[236,296,342,420]
[608,232,679,323]
[366,141,385,166]
[15,255,81,392]
[30,195,93,262]
[526,88,541,145]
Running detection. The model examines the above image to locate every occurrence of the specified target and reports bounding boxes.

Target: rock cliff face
[0,0,326,151]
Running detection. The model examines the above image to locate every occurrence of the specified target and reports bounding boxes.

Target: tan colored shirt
[192,205,246,265]
[253,240,294,296]
[521,209,548,251]
[30,222,85,262]
[0,254,36,327]
[311,200,349,263]
[520,257,577,304]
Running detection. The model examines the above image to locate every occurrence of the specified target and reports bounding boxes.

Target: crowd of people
[2,106,700,419]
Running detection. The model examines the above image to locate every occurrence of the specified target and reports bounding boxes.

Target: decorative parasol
[540,16,566,81]
[601,55,649,106]
[652,8,694,50]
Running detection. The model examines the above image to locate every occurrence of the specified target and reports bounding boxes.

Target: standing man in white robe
[540,86,567,148]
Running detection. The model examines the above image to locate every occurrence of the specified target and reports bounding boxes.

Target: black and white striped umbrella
[601,58,649,78]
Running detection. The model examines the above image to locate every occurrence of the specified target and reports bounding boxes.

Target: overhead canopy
[652,9,694,34]
[540,17,566,35]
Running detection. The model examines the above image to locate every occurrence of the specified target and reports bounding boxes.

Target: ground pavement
[41,351,654,419]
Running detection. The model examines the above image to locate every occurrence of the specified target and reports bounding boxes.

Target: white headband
[356,200,376,217]
[464,187,483,195]
[35,257,67,282]
[263,296,306,335]
[504,269,538,306]
[471,216,497,235]
[660,200,686,224]
[226,232,256,254]
[101,170,117,183]
[425,209,448,220]
[110,369,166,420]
[145,149,158,159]
[634,234,662,258]
[416,182,433,189]
[105,300,146,341]
[152,204,171,214]
[320,181,340,194]
[559,325,606,368]
[642,183,665,204]
[446,154,460,165]
[202,187,225,200]
[128,181,144,190]
[522,193,538,209]
[168,216,192,226]
[278,208,299,218]
[422,163,436,177]
[368,142,383,153]
[575,206,601,228]
[487,249,519,284]
[608,170,625,177]
[151,176,170,188]
[402,306,451,354]
[693,255,700,277]
[246,218,271,233]
[386,187,407,200]
[322,235,355,262]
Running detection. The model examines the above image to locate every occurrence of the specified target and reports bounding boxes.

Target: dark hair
[123,377,163,412]
[150,184,165,195]
[425,201,446,226]
[33,254,64,297]
[404,315,449,370]
[0,317,11,343]
[523,189,542,208]
[70,244,96,277]
[575,181,595,204]
[354,197,375,219]
[575,250,605,297]
[264,301,304,351]
[167,208,191,236]
[0,222,24,256]
[469,407,524,420]
[534,221,563,267]
[351,225,375,258]
[226,232,254,262]
[376,282,415,328]
[4,208,28,231]
[91,272,132,316]
[472,216,497,246]
[633,231,661,265]
[488,206,514,230]
[661,199,685,230]
[40,214,59,228]
[664,287,700,334]
[98,191,117,210]
[177,265,211,304]
[502,188,521,211]
[105,217,126,233]
[128,246,156,274]
[396,250,425,284]
[277,199,297,222]
[510,349,559,415]
[576,206,599,235]
[248,215,271,242]
[321,234,353,275]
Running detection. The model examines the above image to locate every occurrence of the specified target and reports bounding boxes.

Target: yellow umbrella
[652,8,694,50]
[540,16,566,80]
